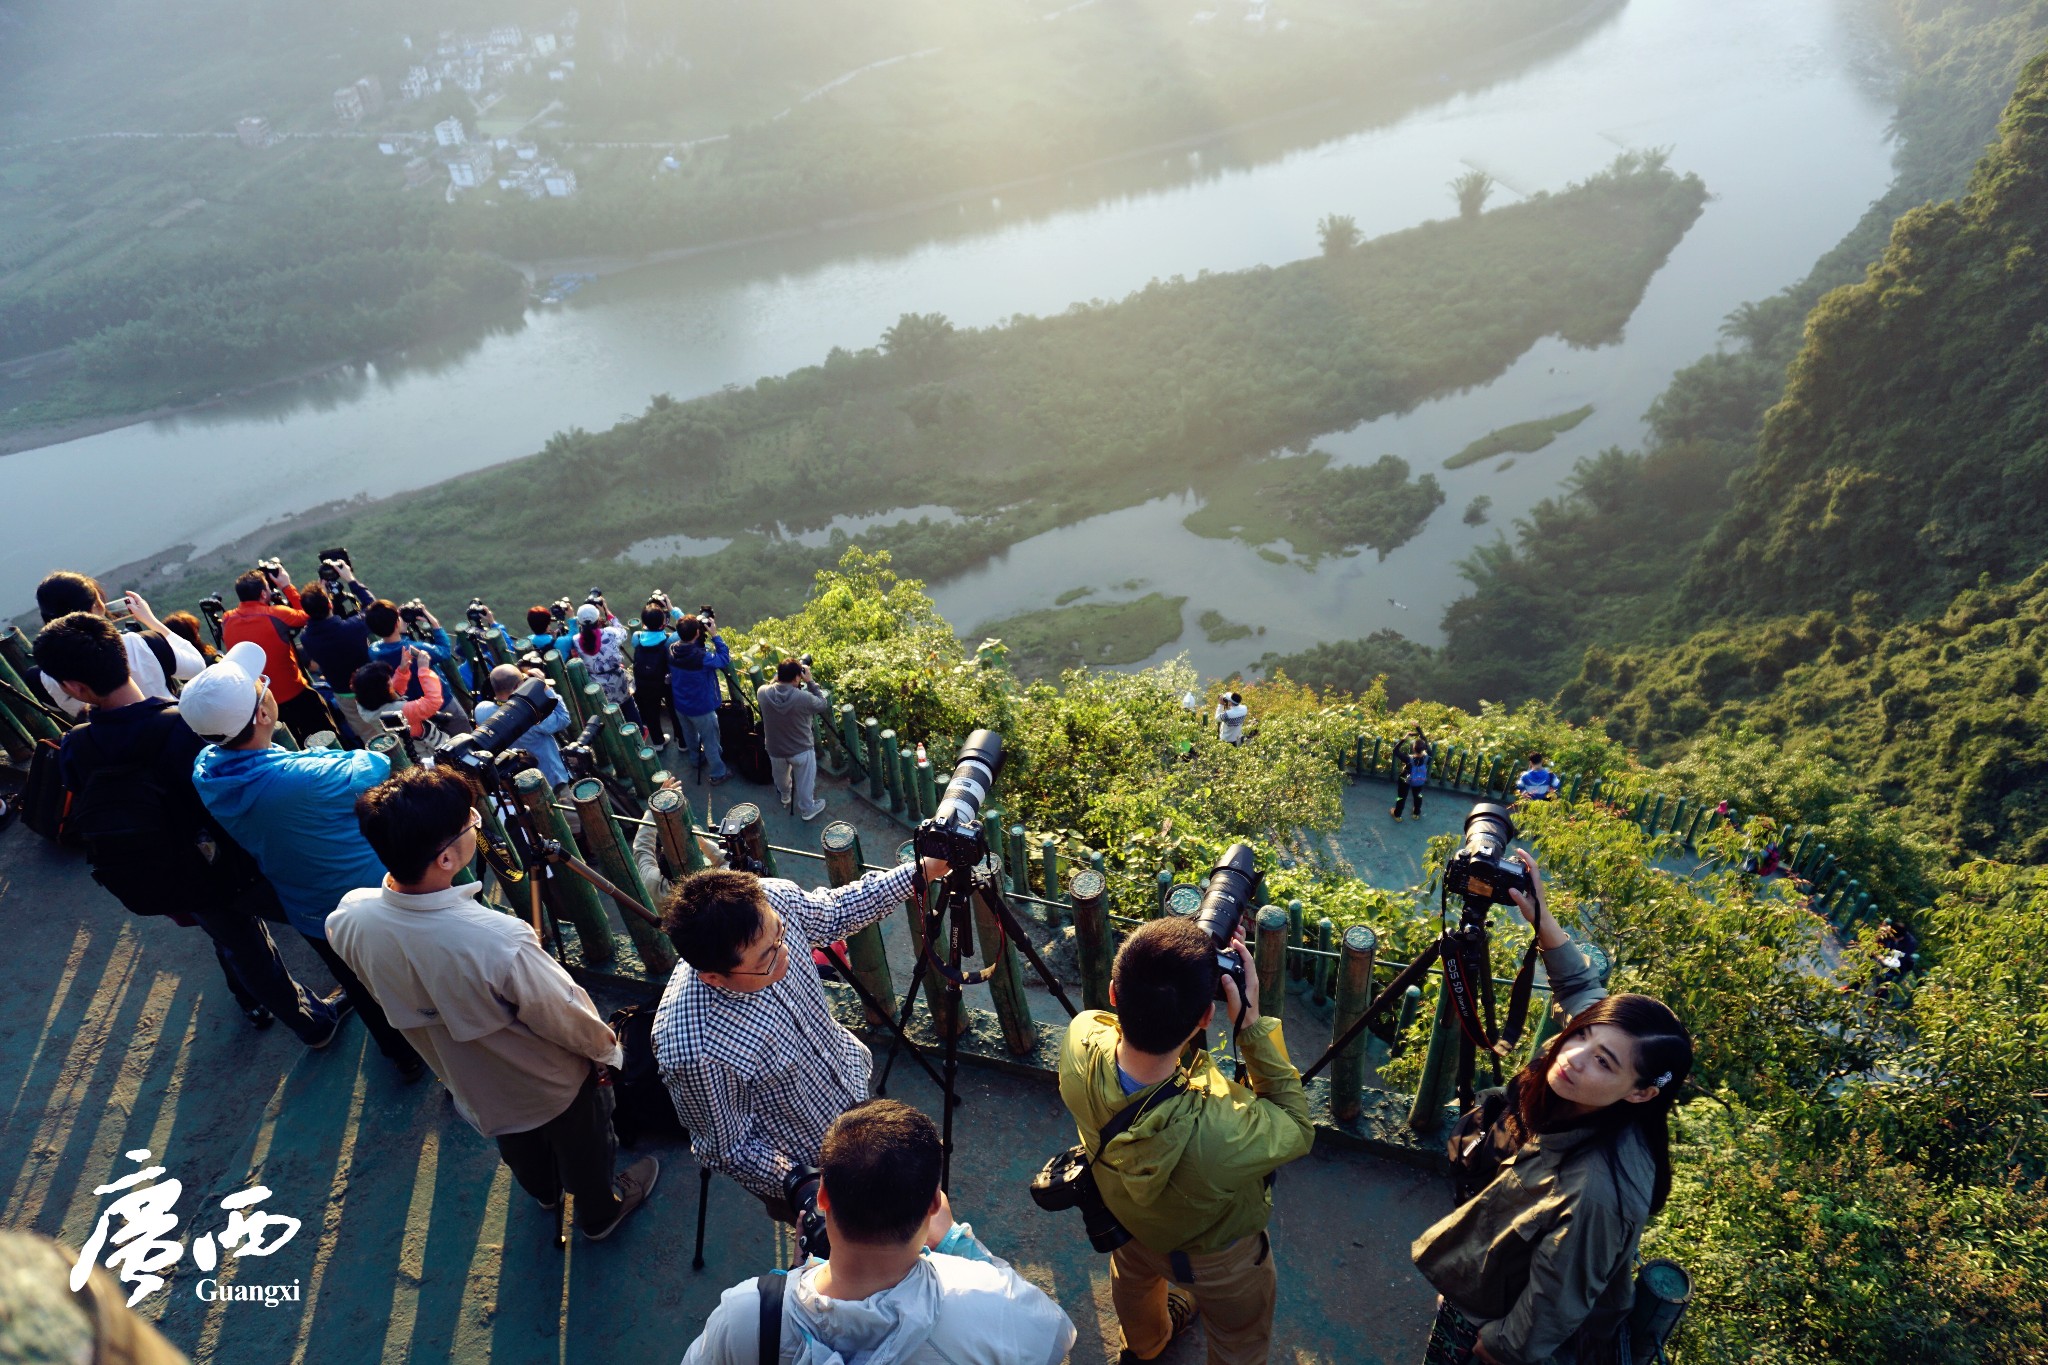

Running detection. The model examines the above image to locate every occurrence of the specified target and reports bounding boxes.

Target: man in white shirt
[683,1100,1075,1365]
[33,572,203,718]
[328,765,659,1241]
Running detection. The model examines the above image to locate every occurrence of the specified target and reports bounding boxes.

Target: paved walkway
[0,762,1447,1365]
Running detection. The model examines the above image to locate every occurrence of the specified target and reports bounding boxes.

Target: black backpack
[715,670,773,786]
[64,721,228,915]
[606,1003,687,1147]
[632,636,670,691]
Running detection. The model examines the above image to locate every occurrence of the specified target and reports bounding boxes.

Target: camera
[398,597,429,626]
[1442,803,1532,911]
[646,589,671,610]
[783,1166,830,1262]
[105,594,134,622]
[1030,1147,1134,1253]
[1193,843,1262,1002]
[585,587,606,607]
[913,729,1002,868]
[316,547,352,581]
[560,714,608,779]
[466,597,491,628]
[436,677,555,777]
[549,597,572,622]
[717,807,768,875]
[256,556,285,579]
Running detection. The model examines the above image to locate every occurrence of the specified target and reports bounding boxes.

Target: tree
[1316,213,1361,256]
[879,312,956,369]
[1451,168,1493,221]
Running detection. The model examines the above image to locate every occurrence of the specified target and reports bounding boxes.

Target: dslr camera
[1193,844,1262,1003]
[783,1166,830,1262]
[316,547,352,582]
[548,597,572,622]
[466,597,492,628]
[1030,1145,1135,1254]
[256,556,285,579]
[436,677,556,784]
[1442,803,1533,912]
[913,730,1002,869]
[398,598,429,625]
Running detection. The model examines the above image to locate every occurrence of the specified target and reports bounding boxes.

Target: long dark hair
[1505,993,1692,1216]
[578,617,601,657]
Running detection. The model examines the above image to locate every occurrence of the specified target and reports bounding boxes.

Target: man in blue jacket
[667,615,731,784]
[185,641,426,1082]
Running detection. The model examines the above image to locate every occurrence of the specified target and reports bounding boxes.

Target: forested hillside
[1260,0,2048,706]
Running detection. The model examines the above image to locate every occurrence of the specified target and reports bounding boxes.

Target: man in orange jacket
[222,564,343,742]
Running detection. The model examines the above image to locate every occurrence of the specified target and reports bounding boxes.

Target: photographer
[1392,725,1432,821]
[33,571,203,718]
[1412,851,1694,1365]
[525,605,565,657]
[350,654,447,749]
[364,597,472,731]
[475,664,576,791]
[330,766,659,1242]
[652,850,948,1218]
[683,1099,1075,1364]
[566,603,639,724]
[757,656,829,821]
[33,614,348,1047]
[1057,917,1313,1365]
[1214,691,1248,746]
[299,585,375,744]
[184,644,426,1083]
[221,566,343,743]
[630,601,677,748]
[1514,753,1562,803]
[666,613,732,784]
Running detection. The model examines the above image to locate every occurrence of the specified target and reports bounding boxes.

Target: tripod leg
[1302,941,1444,1083]
[877,928,938,1095]
[938,978,963,1194]
[692,1166,711,1271]
[817,941,948,1094]
[978,877,1083,1019]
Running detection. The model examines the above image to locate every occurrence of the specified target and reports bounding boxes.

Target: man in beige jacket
[329,765,659,1241]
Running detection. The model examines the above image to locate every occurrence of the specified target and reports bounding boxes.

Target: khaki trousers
[1111,1230,1276,1365]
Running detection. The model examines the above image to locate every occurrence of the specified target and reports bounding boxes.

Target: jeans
[190,894,337,1043]
[771,748,822,816]
[676,709,728,780]
[303,932,424,1072]
[496,1070,623,1232]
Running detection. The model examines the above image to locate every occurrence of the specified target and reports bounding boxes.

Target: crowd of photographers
[20,554,1699,1365]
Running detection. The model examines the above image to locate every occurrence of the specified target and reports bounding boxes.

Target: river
[1,0,1901,669]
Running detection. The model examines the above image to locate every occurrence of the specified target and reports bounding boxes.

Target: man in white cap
[185,641,427,1082]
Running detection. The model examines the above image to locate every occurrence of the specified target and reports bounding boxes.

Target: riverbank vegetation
[1181,451,1444,561]
[154,158,1704,624]
[976,592,1187,681]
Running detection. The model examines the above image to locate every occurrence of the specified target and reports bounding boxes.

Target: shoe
[1390,809,1403,821]
[244,1005,276,1030]
[799,803,828,822]
[305,990,356,1050]
[537,1194,561,1211]
[582,1156,660,1241]
[707,774,730,786]
[1118,1288,1199,1363]
[394,1055,427,1084]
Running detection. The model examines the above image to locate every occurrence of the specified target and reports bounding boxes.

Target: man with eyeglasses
[186,642,426,1082]
[653,849,951,1222]
[328,767,659,1242]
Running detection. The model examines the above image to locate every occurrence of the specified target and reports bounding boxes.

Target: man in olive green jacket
[1057,917,1313,1365]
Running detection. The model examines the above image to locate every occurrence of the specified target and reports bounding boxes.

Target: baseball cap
[180,641,270,741]
[575,603,600,623]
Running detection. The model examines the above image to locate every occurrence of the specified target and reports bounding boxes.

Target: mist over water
[1,0,1898,644]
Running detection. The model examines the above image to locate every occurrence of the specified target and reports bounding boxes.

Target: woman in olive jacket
[1412,851,1694,1365]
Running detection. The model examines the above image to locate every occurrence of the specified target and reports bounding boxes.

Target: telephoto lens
[1193,844,1262,1001]
[1441,803,1532,910]
[436,677,554,774]
[916,730,1004,867]
[782,1167,830,1263]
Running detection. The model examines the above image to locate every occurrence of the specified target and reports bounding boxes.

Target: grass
[1053,586,1096,606]
[1198,609,1258,643]
[976,593,1187,680]
[1443,404,1594,469]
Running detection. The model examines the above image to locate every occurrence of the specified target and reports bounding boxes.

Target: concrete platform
[0,760,1448,1364]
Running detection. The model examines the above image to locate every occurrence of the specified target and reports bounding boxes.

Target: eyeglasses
[433,808,483,862]
[723,913,788,977]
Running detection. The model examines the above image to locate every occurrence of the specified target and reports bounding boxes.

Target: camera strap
[1090,1074,1187,1164]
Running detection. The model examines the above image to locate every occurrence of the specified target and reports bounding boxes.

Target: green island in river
[148,155,1707,627]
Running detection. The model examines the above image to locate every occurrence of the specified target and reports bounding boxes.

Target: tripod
[876,858,1083,1190]
[1300,885,1541,1119]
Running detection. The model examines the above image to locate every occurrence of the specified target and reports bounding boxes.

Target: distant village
[231,11,584,202]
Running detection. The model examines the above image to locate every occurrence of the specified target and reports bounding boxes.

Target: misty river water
[2,0,1901,675]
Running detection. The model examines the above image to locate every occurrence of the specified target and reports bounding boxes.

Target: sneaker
[798,802,828,822]
[305,990,357,1050]
[536,1193,561,1211]
[394,1054,428,1084]
[707,774,730,786]
[1390,809,1403,821]
[1118,1288,1199,1364]
[583,1157,660,1241]
[244,1005,276,1030]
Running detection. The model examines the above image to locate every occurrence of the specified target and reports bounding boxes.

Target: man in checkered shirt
[654,850,949,1219]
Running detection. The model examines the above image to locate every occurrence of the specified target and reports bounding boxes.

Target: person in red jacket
[221,565,342,742]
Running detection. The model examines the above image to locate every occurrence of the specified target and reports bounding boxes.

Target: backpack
[606,1003,687,1147]
[716,670,773,786]
[20,738,74,847]
[632,636,670,691]
[64,730,205,914]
